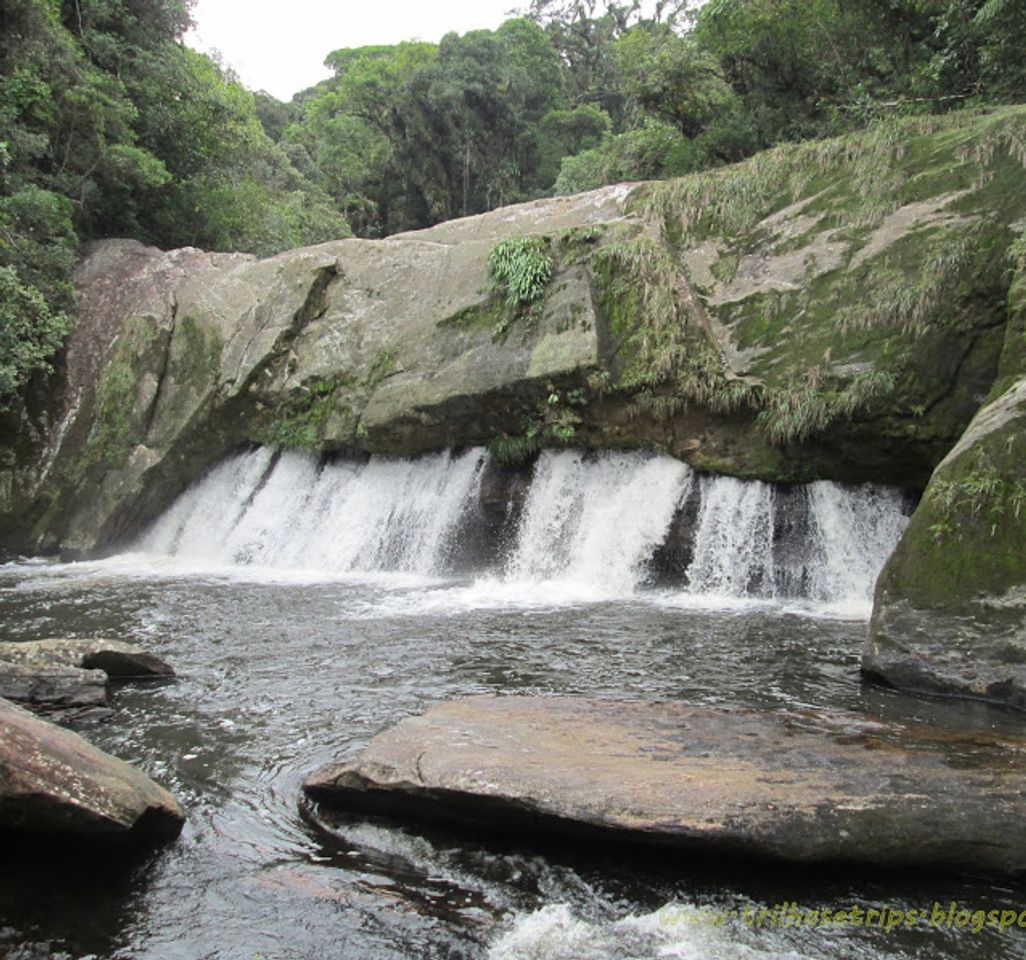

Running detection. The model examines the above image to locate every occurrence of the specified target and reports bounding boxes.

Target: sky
[185,0,524,100]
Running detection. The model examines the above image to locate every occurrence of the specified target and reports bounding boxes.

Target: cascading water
[140,446,487,575]
[681,474,910,610]
[506,450,693,593]
[137,445,909,611]
[686,476,777,598]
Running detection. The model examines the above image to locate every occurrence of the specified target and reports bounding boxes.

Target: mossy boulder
[864,252,1026,708]
[2,107,1026,559]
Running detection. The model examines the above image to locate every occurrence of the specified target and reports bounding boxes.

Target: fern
[488,236,554,307]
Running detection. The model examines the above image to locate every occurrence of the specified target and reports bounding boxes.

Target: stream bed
[1,559,1024,960]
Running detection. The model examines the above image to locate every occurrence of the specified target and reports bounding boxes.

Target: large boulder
[3,107,1026,557]
[0,660,108,721]
[0,638,175,679]
[864,374,1026,706]
[0,697,184,846]
[302,696,1026,876]
[863,247,1026,708]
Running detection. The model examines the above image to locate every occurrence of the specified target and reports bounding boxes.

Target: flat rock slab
[0,697,184,846]
[0,659,109,720]
[0,639,174,678]
[303,696,1026,875]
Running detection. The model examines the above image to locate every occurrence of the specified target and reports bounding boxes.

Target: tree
[615,25,739,138]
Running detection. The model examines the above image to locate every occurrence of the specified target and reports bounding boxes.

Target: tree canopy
[2,0,1023,406]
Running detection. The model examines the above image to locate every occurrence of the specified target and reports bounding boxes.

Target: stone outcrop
[0,638,175,679]
[0,639,174,722]
[2,107,1025,560]
[0,660,109,721]
[303,696,1026,875]
[0,697,184,846]
[861,229,1026,707]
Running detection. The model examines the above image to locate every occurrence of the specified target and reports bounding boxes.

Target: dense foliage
[2,0,1024,406]
[0,0,347,404]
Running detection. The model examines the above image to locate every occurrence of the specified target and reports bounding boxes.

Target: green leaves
[488,236,554,307]
[0,265,70,404]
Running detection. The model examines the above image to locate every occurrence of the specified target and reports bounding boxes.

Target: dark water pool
[1,559,1024,960]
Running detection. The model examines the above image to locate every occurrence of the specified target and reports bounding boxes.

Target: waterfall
[140,447,486,575]
[677,475,908,608]
[138,446,909,610]
[804,480,910,604]
[507,450,693,593]
[686,476,776,597]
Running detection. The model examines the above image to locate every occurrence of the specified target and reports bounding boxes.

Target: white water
[688,477,777,598]
[488,903,812,960]
[140,446,486,576]
[684,475,909,613]
[508,450,693,594]
[136,446,909,615]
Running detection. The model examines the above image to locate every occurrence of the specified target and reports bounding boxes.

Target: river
[1,448,1023,960]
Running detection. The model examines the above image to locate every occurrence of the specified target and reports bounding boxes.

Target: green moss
[177,315,221,376]
[87,360,137,467]
[261,376,341,449]
[438,297,513,335]
[81,316,162,468]
[365,349,397,388]
[881,405,1026,610]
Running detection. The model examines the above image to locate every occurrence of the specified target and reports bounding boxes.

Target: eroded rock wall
[2,107,1025,578]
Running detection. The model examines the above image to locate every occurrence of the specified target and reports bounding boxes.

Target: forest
[1,0,1023,406]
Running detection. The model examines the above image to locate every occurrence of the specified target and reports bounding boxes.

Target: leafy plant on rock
[488,236,554,307]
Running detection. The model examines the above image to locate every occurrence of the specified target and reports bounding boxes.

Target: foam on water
[488,903,815,960]
[130,446,909,617]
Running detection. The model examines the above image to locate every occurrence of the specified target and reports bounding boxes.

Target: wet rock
[0,697,184,846]
[303,696,1026,876]
[864,372,1026,709]
[6,110,1026,559]
[0,659,108,721]
[0,639,174,679]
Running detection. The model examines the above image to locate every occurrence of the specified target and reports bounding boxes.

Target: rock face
[302,696,1026,876]
[2,107,1026,558]
[0,638,175,679]
[0,697,184,846]
[0,639,174,722]
[863,244,1026,707]
[0,660,108,720]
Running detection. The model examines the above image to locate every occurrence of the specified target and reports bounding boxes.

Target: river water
[1,448,1023,960]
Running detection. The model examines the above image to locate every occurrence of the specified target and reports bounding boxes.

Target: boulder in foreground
[0,697,184,846]
[303,696,1026,876]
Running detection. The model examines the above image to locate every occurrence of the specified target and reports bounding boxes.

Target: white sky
[186,0,525,100]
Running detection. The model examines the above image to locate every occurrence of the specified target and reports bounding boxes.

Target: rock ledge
[303,696,1026,875]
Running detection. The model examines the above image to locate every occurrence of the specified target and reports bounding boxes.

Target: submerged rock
[0,638,175,679]
[0,697,184,845]
[303,696,1026,876]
